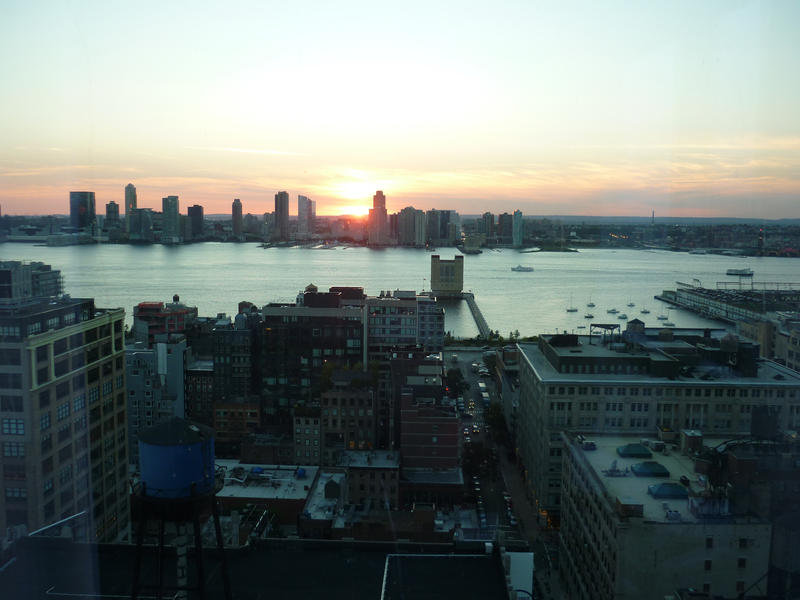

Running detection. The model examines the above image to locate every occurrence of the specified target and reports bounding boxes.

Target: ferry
[511,265,534,272]
[726,268,754,277]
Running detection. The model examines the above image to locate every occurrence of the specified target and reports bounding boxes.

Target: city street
[448,346,561,600]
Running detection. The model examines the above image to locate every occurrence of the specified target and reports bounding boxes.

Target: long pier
[462,292,491,338]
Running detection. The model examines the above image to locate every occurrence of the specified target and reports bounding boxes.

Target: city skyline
[1,1,799,218]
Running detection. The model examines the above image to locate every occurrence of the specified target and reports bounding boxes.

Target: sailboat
[640,306,650,314]
[663,309,675,327]
[587,296,595,308]
[566,294,578,313]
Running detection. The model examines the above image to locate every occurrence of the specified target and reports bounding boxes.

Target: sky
[1,0,799,218]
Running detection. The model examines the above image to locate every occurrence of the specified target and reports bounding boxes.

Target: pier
[461,292,491,338]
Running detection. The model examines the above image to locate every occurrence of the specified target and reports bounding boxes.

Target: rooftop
[566,434,763,524]
[518,335,800,385]
[215,460,317,502]
[304,470,346,520]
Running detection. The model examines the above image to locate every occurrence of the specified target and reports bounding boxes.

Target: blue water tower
[137,417,216,499]
[132,417,231,600]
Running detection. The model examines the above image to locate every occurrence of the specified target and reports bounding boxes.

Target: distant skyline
[1,1,799,218]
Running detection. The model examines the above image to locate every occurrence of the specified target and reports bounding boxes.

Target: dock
[461,292,491,338]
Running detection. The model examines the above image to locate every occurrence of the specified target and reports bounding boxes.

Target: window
[41,413,51,431]
[706,537,713,549]
[737,558,746,569]
[704,560,712,571]
[3,442,25,457]
[57,402,70,421]
[1,395,22,411]
[2,418,24,435]
[739,538,748,549]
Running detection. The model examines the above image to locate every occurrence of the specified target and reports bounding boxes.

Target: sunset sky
[1,1,798,218]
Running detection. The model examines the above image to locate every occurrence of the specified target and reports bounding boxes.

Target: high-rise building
[232,198,243,238]
[69,191,96,231]
[297,195,316,240]
[0,261,129,542]
[161,195,180,244]
[105,201,120,229]
[397,207,426,247]
[480,212,494,240]
[512,209,523,248]
[187,204,204,240]
[274,191,290,241]
[124,184,137,233]
[497,212,513,244]
[368,191,388,246]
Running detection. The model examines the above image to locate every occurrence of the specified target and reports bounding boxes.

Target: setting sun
[337,204,371,217]
[332,180,377,202]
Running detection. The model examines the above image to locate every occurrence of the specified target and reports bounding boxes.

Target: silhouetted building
[187,204,204,239]
[232,198,243,238]
[274,191,290,241]
[69,191,96,230]
[512,209,523,247]
[368,191,388,246]
[161,195,180,244]
[104,201,120,229]
[297,195,316,240]
[124,183,137,232]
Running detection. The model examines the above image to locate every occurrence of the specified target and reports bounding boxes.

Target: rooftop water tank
[138,417,215,499]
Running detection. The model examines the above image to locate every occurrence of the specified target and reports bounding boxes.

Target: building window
[3,442,25,457]
[57,402,70,421]
[739,538,748,549]
[41,413,51,431]
[704,560,712,571]
[2,418,24,435]
[738,558,746,569]
[706,537,713,549]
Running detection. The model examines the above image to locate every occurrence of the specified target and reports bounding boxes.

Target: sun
[332,180,376,202]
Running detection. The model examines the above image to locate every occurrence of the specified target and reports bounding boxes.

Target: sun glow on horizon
[336,204,370,217]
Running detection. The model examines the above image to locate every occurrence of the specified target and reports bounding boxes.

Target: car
[465,436,472,444]
[474,485,481,493]
[509,516,518,527]
[502,492,512,501]
[472,426,480,433]
[463,428,470,435]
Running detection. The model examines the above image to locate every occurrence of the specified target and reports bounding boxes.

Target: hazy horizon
[2,1,799,218]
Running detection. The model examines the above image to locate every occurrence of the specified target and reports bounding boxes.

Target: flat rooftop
[570,435,735,524]
[215,460,317,502]
[305,470,346,520]
[518,339,800,386]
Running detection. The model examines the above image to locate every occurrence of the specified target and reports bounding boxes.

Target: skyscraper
[297,195,316,240]
[124,184,137,215]
[397,206,426,247]
[0,261,129,542]
[368,191,388,246]
[69,191,96,231]
[105,201,120,227]
[161,195,180,244]
[187,204,204,240]
[232,198,243,238]
[274,191,289,241]
[512,209,523,248]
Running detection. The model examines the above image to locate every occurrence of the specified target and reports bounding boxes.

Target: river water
[3,243,797,338]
